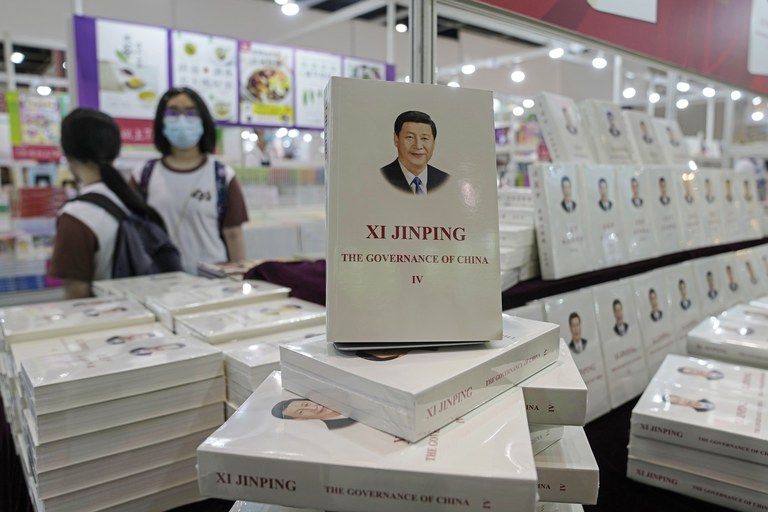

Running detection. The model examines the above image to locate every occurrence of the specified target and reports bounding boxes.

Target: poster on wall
[342,57,387,81]
[171,30,239,123]
[95,19,169,122]
[294,49,341,129]
[239,42,294,126]
[6,92,62,161]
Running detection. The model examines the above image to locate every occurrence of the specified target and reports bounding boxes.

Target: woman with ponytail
[49,108,167,298]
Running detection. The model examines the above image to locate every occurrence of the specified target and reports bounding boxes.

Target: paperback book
[497,187,533,209]
[578,99,634,165]
[696,168,726,245]
[692,256,728,317]
[325,77,501,343]
[198,372,538,512]
[498,224,536,248]
[735,249,764,302]
[686,309,768,368]
[651,118,691,165]
[630,270,678,373]
[534,92,595,163]
[717,170,750,244]
[504,302,545,322]
[533,426,599,505]
[616,166,658,262]
[543,289,611,423]
[592,280,649,409]
[663,262,704,354]
[670,168,706,249]
[738,174,764,240]
[92,271,213,302]
[498,207,535,227]
[716,252,746,309]
[279,315,559,441]
[651,353,768,398]
[198,259,266,280]
[145,279,291,330]
[529,424,566,455]
[645,166,684,256]
[530,163,594,279]
[174,298,326,345]
[579,164,626,268]
[622,111,665,165]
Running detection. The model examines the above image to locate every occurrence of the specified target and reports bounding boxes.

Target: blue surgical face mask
[162,115,204,150]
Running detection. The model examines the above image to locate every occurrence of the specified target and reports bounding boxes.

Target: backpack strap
[138,159,159,201]
[213,160,229,229]
[75,193,128,222]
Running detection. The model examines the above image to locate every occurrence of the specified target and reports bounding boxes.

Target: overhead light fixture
[731,90,742,101]
[512,106,525,117]
[446,81,460,88]
[591,54,607,69]
[753,96,763,106]
[648,92,661,104]
[404,75,410,83]
[288,129,300,138]
[548,47,565,59]
[274,0,289,4]
[240,130,251,140]
[522,98,535,109]
[510,69,525,83]
[753,111,766,122]
[702,87,716,98]
[36,85,52,96]
[461,64,475,75]
[248,133,259,142]
[622,87,636,99]
[303,133,313,142]
[395,23,407,33]
[688,160,698,171]
[281,2,299,15]
[676,81,690,92]
[676,99,689,109]
[275,127,288,138]
[492,98,501,112]
[10,51,24,64]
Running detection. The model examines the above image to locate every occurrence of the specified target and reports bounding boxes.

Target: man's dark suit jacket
[380,159,449,194]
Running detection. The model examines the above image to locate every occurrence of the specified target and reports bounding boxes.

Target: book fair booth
[1,1,768,511]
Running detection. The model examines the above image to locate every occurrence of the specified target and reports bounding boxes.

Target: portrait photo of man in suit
[725,178,734,203]
[380,110,449,195]
[658,177,671,205]
[563,106,578,135]
[746,260,759,285]
[271,398,356,430]
[605,110,621,137]
[568,312,587,354]
[678,279,692,310]
[726,265,739,292]
[612,298,629,336]
[561,176,577,213]
[683,177,695,204]
[648,288,663,322]
[630,177,643,208]
[597,178,612,211]
[706,271,718,300]
[639,120,654,144]
[665,125,680,147]
[704,178,715,203]
[744,179,754,202]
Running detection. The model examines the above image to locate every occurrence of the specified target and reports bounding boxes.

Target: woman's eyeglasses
[164,108,199,119]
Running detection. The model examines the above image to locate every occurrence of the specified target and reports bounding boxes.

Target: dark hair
[726,265,732,272]
[568,312,580,324]
[153,87,216,156]
[631,177,639,185]
[61,108,166,229]
[706,271,713,278]
[678,279,685,287]
[659,177,666,184]
[394,111,436,138]
[612,299,622,308]
[271,399,356,429]
[561,176,571,186]
[106,336,126,345]
[648,288,656,297]
[598,178,607,186]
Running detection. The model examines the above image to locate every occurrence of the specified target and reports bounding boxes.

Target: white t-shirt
[132,159,237,274]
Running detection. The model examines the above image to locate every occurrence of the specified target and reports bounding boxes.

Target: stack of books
[686,303,768,368]
[18,335,226,512]
[227,502,585,512]
[498,187,538,289]
[91,271,214,303]
[628,354,767,510]
[535,92,595,164]
[198,259,266,280]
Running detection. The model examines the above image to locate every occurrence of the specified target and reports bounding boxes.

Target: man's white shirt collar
[398,160,428,193]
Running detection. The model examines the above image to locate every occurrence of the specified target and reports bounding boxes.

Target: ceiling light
[731,90,742,101]
[648,92,661,104]
[702,87,716,98]
[10,52,24,64]
[395,23,407,33]
[36,85,52,96]
[275,127,288,138]
[446,81,460,88]
[522,98,535,109]
[753,96,763,106]
[753,111,766,122]
[676,81,690,92]
[248,133,259,142]
[461,64,475,75]
[625,71,636,79]
[240,130,251,140]
[492,98,501,112]
[281,2,299,15]
[510,70,525,83]
[512,106,525,117]
[303,133,313,142]
[404,75,410,83]
[288,129,299,138]
[274,0,288,4]
[688,160,698,171]
[592,56,607,69]
[548,47,564,59]
[622,87,636,99]
[676,99,689,109]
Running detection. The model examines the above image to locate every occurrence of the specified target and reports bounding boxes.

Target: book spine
[522,387,587,426]
[530,164,556,279]
[627,458,768,512]
[535,101,566,163]
[535,466,599,505]
[686,334,768,369]
[529,425,565,455]
[197,453,536,512]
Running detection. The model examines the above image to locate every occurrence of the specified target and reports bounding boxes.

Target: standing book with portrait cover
[534,92,594,163]
[531,163,593,280]
[696,168,726,246]
[279,315,559,442]
[622,111,665,166]
[716,252,747,309]
[646,166,684,256]
[716,169,750,244]
[324,77,501,343]
[616,166,658,262]
[651,118,691,166]
[630,270,678,375]
[738,174,764,240]
[543,289,610,423]
[592,280,649,409]
[735,249,765,303]
[578,99,634,165]
[670,168,707,249]
[692,256,728,318]
[662,262,703,354]
[197,372,538,512]
[579,164,627,269]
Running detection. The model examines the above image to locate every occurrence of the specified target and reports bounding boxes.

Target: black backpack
[75,193,183,278]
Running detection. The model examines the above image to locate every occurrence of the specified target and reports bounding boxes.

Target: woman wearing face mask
[131,87,248,274]
[50,108,168,298]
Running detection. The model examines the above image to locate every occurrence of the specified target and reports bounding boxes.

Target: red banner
[478,0,768,95]
[12,145,61,162]
[115,118,154,146]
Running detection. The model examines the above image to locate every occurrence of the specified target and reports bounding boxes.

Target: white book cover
[578,99,634,165]
[534,426,599,505]
[28,376,225,443]
[686,310,768,368]
[627,458,768,512]
[630,271,678,374]
[663,262,704,354]
[670,168,706,249]
[0,297,155,344]
[325,77,501,343]
[697,169,726,245]
[753,244,768,284]
[20,337,223,415]
[735,249,765,302]
[497,187,533,209]
[29,402,224,473]
[518,340,588,426]
[91,271,213,302]
[534,92,594,163]
[645,166,684,256]
[716,252,747,308]
[616,166,658,262]
[498,207,535,227]
[498,224,536,248]
[717,169,750,244]
[651,118,691,165]
[738,174,764,240]
[630,379,768,465]
[628,435,768,494]
[174,298,326,345]
[579,164,626,268]
[529,424,566,455]
[691,256,728,317]
[543,289,611,423]
[622,111,665,165]
[503,302,545,322]
[592,280,650,409]
[198,372,538,512]
[499,245,536,270]
[280,315,559,441]
[530,163,594,279]
[145,280,291,330]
